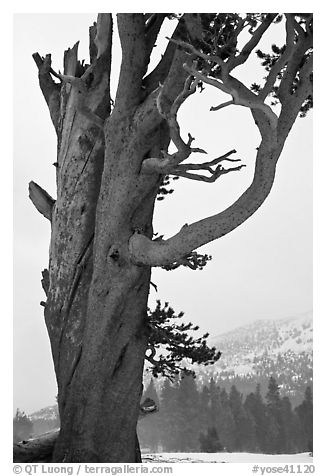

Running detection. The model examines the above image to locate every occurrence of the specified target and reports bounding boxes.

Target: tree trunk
[52,265,151,462]
[48,108,163,461]
[31,30,172,460]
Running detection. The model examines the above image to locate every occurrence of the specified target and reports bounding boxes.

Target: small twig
[210,100,234,111]
[175,149,237,171]
[145,345,159,366]
[170,149,242,183]
[150,281,158,292]
[171,163,246,183]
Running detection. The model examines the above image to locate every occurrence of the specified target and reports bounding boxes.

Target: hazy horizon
[23,308,313,416]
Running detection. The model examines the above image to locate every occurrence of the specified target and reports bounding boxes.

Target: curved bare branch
[185,65,279,134]
[130,142,282,267]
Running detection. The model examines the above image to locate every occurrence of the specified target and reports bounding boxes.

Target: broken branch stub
[28,181,55,221]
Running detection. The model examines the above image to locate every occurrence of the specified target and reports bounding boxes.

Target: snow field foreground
[142,452,312,463]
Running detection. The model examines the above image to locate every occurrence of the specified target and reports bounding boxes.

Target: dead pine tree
[23,13,312,462]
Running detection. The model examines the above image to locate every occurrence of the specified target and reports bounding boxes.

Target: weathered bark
[51,99,173,463]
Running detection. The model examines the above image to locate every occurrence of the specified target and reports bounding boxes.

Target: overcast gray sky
[13,13,312,414]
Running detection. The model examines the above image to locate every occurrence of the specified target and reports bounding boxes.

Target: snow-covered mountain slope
[29,405,59,422]
[28,405,60,437]
[211,311,312,358]
[188,311,313,404]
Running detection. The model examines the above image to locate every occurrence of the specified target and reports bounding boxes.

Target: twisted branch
[188,64,278,125]
[156,76,205,164]
[166,32,280,136]
[141,76,245,182]
[130,14,311,270]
